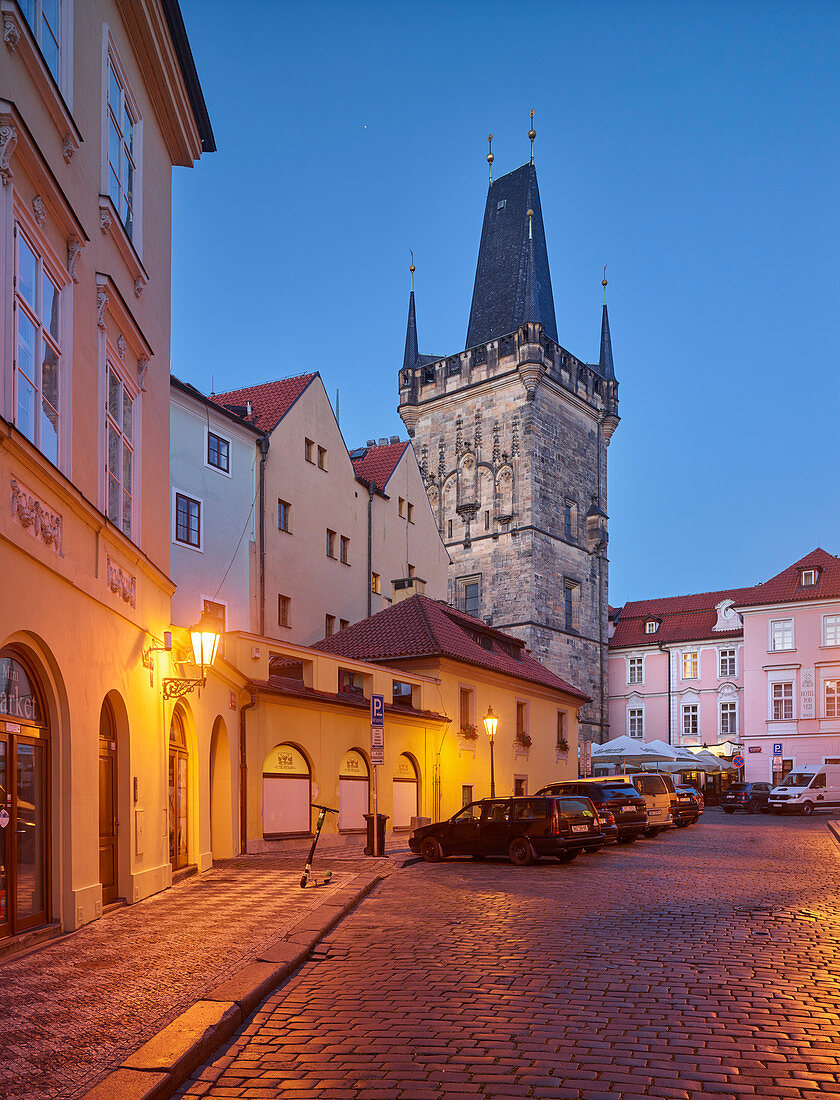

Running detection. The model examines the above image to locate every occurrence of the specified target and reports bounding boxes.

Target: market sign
[0,657,41,723]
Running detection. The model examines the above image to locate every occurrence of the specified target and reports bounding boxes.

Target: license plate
[620,806,635,813]
[649,808,661,815]
[571,824,589,833]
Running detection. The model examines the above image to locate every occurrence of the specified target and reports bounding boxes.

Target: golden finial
[527,208,534,241]
[528,108,536,164]
[487,133,494,184]
[410,249,415,292]
[602,264,608,303]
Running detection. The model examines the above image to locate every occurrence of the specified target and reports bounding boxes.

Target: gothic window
[564,580,580,632]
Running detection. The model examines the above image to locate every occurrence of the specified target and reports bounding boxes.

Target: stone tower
[398,159,619,744]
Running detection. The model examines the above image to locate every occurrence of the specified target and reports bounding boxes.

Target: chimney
[391,576,426,604]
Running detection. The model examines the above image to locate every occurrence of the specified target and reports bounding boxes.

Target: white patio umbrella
[642,740,700,773]
[687,750,736,774]
[590,735,674,771]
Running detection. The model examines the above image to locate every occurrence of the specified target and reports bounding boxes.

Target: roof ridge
[213,371,318,400]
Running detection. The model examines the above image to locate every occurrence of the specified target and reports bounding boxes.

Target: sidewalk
[0,848,406,1100]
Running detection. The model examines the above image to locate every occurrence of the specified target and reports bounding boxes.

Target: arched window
[263,744,311,837]
[392,753,419,830]
[338,750,369,832]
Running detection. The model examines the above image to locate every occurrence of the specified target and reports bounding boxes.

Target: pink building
[609,549,840,784]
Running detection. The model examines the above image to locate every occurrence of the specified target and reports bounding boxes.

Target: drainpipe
[367,482,376,616]
[257,435,270,635]
[239,688,257,854]
[658,641,672,745]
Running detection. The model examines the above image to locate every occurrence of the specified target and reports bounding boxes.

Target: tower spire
[487,133,494,185]
[598,267,615,379]
[403,253,419,371]
[523,207,537,322]
[528,108,536,165]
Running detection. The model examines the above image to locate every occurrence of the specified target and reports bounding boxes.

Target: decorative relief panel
[0,120,17,185]
[10,478,63,554]
[106,555,136,609]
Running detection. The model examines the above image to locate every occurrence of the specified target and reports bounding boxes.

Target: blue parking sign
[773,742,783,755]
[370,694,385,727]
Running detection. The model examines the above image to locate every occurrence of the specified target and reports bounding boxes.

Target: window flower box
[460,724,478,741]
[515,731,532,749]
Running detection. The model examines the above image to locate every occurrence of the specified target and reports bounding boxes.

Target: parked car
[608,773,673,836]
[535,780,647,843]
[768,766,840,815]
[675,784,704,816]
[721,782,773,814]
[410,795,605,865]
[586,808,618,850]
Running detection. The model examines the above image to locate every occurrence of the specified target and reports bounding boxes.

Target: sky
[173,0,839,606]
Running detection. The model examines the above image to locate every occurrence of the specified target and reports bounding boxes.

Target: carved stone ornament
[134,276,146,298]
[62,134,75,164]
[106,555,136,609]
[137,355,150,391]
[3,16,20,52]
[117,334,127,361]
[0,121,18,186]
[32,195,46,228]
[100,206,112,233]
[66,236,82,283]
[10,479,63,554]
[97,287,109,328]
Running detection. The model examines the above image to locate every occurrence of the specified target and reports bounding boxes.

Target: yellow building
[0,1,212,952]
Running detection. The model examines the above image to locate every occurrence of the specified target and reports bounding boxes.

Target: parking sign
[773,742,783,755]
[370,694,385,727]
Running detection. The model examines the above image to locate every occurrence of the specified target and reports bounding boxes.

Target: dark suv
[409,796,605,865]
[721,782,772,814]
[535,780,647,843]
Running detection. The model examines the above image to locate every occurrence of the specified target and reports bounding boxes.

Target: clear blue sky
[173,0,839,606]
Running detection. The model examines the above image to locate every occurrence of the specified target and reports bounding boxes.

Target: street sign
[732,754,744,769]
[773,742,783,755]
[371,745,385,766]
[371,726,384,747]
[371,694,385,727]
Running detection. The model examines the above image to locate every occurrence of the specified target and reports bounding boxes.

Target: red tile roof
[212,373,317,433]
[351,441,410,490]
[313,594,589,700]
[610,548,840,648]
[251,675,448,722]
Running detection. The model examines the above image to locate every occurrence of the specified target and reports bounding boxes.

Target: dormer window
[800,569,817,587]
[644,620,659,634]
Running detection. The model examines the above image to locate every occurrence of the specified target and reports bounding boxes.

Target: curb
[79,871,383,1100]
[828,819,840,849]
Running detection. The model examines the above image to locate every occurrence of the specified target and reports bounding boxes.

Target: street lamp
[162,610,223,699]
[483,705,498,798]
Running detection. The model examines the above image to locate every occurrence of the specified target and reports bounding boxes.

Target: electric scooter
[300,803,338,888]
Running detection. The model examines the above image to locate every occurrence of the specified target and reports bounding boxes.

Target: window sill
[98,195,148,293]
[767,648,796,655]
[173,538,203,554]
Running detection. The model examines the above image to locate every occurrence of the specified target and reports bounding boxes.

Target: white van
[768,765,840,816]
[613,773,673,836]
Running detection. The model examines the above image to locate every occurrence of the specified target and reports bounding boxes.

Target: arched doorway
[392,753,419,830]
[99,699,118,905]
[169,708,190,871]
[338,749,369,832]
[263,744,311,838]
[0,648,49,938]
[209,717,232,860]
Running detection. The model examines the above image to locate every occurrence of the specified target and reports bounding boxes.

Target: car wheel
[723,809,734,814]
[508,837,535,866]
[556,849,581,862]
[420,837,443,862]
[748,799,760,814]
[800,801,815,817]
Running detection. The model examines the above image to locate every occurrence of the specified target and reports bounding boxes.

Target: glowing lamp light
[190,610,222,672]
[483,706,498,743]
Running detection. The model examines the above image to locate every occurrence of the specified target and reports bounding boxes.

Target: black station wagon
[409,795,605,866]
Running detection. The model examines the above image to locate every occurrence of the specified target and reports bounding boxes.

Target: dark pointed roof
[599,302,615,379]
[403,290,419,370]
[465,162,558,349]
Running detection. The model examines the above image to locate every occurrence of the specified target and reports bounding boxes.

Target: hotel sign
[800,667,815,719]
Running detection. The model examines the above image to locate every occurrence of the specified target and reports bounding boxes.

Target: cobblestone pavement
[0,852,394,1100]
[177,811,840,1100]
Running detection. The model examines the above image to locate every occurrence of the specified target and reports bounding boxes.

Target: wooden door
[98,703,118,905]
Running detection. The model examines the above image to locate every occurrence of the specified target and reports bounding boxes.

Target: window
[513,777,527,797]
[393,681,414,707]
[408,563,415,577]
[340,536,350,564]
[564,581,580,631]
[371,571,381,594]
[772,682,793,720]
[800,569,817,587]
[463,581,479,617]
[564,500,576,540]
[823,615,840,647]
[645,620,659,634]
[719,648,736,677]
[338,668,364,694]
[325,614,336,636]
[629,708,644,739]
[628,657,643,684]
[14,229,61,464]
[175,492,201,548]
[339,619,349,631]
[461,785,473,807]
[21,0,61,81]
[207,431,230,473]
[459,687,474,732]
[278,499,290,533]
[326,529,336,558]
[407,502,414,524]
[107,54,138,240]
[484,510,490,530]
[516,702,527,736]
[398,497,406,518]
[825,680,840,718]
[770,619,793,651]
[682,652,698,679]
[304,438,314,463]
[682,704,698,737]
[556,711,568,748]
[277,594,290,628]
[720,701,737,735]
[107,365,136,537]
[447,519,453,539]
[317,446,327,470]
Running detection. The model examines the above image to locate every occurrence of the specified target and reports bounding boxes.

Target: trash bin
[363,813,388,856]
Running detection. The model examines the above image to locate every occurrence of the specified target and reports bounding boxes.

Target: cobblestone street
[178,812,840,1100]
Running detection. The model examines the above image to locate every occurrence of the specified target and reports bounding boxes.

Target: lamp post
[162,610,223,699]
[483,705,498,798]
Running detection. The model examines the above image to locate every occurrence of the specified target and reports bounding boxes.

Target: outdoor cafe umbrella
[643,740,701,774]
[688,750,737,774]
[589,735,674,770]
